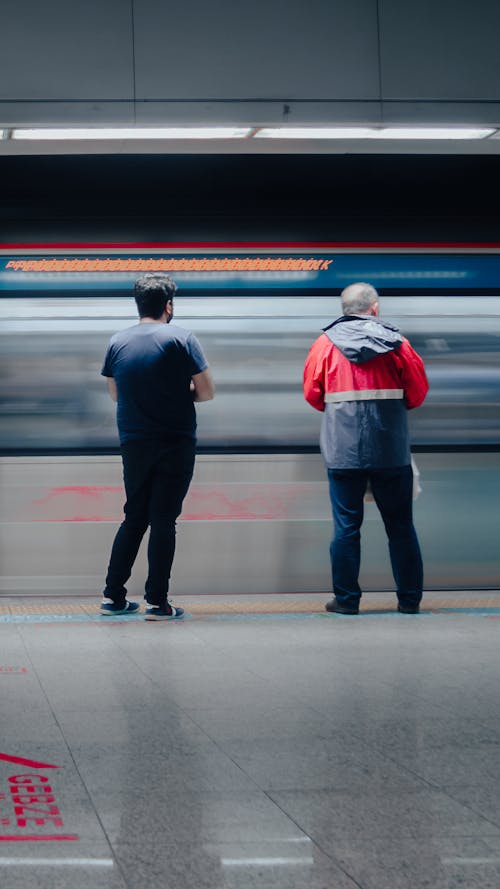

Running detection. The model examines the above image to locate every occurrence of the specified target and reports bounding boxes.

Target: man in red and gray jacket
[303,281,429,615]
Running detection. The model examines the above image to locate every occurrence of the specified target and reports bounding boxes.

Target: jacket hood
[323,315,403,364]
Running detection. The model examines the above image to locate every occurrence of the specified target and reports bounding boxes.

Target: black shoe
[100,599,140,616]
[397,604,420,614]
[325,598,359,615]
[144,603,185,621]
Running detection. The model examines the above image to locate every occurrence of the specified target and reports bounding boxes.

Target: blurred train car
[1,245,499,595]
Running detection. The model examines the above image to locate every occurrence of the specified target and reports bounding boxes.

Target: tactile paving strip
[0,596,499,619]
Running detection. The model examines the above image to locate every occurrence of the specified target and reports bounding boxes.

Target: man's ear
[166,299,173,319]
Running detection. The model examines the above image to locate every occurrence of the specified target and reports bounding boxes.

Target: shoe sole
[100,607,140,616]
[325,605,359,615]
[144,613,184,621]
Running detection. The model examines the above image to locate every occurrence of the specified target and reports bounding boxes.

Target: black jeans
[327,464,423,611]
[104,438,196,607]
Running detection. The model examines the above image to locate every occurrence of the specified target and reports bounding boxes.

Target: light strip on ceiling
[255,126,496,140]
[255,127,376,139]
[373,127,495,139]
[11,127,252,140]
[7,125,497,142]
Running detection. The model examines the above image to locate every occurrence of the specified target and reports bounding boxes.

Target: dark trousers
[327,465,423,610]
[104,438,196,607]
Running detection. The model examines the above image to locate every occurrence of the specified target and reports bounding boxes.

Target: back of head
[340,282,379,315]
[134,274,178,319]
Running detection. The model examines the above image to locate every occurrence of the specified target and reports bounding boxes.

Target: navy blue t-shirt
[101,322,208,443]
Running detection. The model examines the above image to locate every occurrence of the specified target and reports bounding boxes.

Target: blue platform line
[0,613,143,624]
[208,609,500,620]
[208,612,322,622]
[435,607,500,614]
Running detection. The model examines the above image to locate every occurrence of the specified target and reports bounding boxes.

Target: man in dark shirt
[100,274,214,620]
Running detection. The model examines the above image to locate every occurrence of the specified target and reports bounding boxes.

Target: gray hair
[340,282,379,315]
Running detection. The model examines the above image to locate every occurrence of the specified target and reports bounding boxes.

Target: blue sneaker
[144,603,184,621]
[100,599,140,616]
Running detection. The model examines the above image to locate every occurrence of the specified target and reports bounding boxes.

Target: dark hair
[134,274,178,319]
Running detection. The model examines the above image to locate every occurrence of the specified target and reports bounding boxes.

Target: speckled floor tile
[329,836,500,889]
[268,787,500,841]
[111,838,361,889]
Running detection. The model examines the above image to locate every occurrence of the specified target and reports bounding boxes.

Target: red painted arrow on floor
[0,753,60,769]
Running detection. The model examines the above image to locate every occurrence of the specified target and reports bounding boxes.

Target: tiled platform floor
[1,591,500,888]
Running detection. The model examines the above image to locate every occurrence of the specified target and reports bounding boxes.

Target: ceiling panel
[380,0,500,100]
[0,102,135,128]
[133,100,383,126]
[0,0,133,100]
[381,101,500,126]
[133,0,380,100]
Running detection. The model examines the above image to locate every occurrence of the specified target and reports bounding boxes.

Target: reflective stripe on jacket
[303,316,429,469]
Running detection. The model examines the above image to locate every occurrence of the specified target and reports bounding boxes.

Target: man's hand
[106,377,118,402]
[191,368,215,402]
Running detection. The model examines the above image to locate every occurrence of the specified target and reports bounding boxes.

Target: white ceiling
[1,0,500,154]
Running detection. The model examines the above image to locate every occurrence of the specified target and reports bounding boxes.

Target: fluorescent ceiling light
[373,127,495,140]
[255,127,375,139]
[11,127,252,140]
[255,126,495,140]
[9,125,497,142]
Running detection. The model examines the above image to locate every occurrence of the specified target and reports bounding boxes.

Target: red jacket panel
[303,333,428,412]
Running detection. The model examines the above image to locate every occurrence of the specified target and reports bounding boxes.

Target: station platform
[1,590,500,889]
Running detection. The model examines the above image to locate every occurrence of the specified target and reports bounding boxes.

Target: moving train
[1,245,499,594]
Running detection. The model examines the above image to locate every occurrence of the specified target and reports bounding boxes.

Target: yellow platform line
[0,597,499,616]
